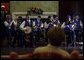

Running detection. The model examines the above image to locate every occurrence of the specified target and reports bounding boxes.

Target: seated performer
[33,27,70,59]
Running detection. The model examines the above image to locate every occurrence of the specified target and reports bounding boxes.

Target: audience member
[9,51,19,59]
[33,27,71,59]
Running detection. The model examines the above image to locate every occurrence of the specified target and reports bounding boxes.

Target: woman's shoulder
[34,46,50,53]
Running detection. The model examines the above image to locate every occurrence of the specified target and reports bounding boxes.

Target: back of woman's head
[47,27,65,46]
[70,50,80,59]
[9,51,19,59]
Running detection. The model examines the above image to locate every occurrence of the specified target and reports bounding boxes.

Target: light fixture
[1,5,5,8]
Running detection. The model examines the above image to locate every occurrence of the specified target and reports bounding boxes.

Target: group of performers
[61,15,83,46]
[1,13,83,48]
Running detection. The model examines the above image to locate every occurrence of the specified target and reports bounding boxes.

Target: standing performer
[61,15,75,46]
[73,15,83,42]
[16,16,25,47]
[11,18,18,47]
[46,16,52,24]
[43,16,52,45]
[48,15,60,29]
[4,14,13,47]
[1,9,6,48]
[52,15,60,27]
[20,14,32,47]
[32,16,43,47]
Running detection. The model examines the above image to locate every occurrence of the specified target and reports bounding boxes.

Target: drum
[23,26,32,34]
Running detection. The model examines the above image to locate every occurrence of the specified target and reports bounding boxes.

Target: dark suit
[32,19,43,47]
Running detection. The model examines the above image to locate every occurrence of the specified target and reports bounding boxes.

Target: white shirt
[4,20,13,29]
[61,22,65,28]
[44,22,48,28]
[57,20,60,24]
[73,19,83,28]
[20,19,31,30]
[12,20,18,26]
[80,21,83,28]
[33,21,36,26]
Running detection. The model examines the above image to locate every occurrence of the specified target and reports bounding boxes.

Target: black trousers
[74,29,82,42]
[24,32,33,47]
[64,29,74,46]
[11,29,25,48]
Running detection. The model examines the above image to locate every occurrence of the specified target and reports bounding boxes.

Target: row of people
[2,13,83,48]
[3,14,60,48]
[61,15,83,46]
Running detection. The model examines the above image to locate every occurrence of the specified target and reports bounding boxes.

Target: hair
[26,14,29,17]
[53,15,57,18]
[48,16,51,19]
[9,51,19,59]
[38,15,41,18]
[47,27,65,46]
[6,14,12,21]
[18,16,22,19]
[70,50,80,59]
[18,16,23,21]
